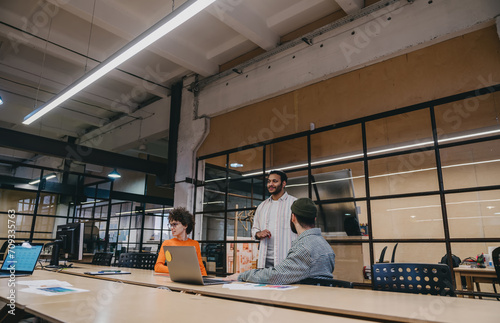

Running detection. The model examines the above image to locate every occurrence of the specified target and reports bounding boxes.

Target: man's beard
[290,218,297,234]
[269,182,284,196]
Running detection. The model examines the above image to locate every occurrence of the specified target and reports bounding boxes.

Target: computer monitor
[49,223,84,267]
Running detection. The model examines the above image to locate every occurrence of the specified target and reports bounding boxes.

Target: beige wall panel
[310,125,363,159]
[199,26,500,158]
[435,89,500,136]
[366,109,433,150]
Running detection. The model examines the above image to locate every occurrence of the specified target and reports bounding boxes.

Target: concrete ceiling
[0,0,499,174]
[0,0,347,164]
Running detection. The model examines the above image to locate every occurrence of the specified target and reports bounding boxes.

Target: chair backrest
[92,252,113,266]
[391,243,398,263]
[492,247,500,282]
[373,263,455,296]
[298,278,353,288]
[118,252,157,269]
[378,246,388,263]
[0,240,8,261]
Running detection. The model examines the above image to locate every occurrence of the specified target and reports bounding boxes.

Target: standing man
[225,198,335,284]
[252,170,297,268]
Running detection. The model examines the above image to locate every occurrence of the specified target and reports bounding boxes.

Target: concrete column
[173,76,210,240]
[497,16,500,40]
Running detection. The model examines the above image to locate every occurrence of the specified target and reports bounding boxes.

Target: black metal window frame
[194,84,500,280]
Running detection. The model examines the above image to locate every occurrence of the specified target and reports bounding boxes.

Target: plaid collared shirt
[239,228,335,284]
[251,192,297,268]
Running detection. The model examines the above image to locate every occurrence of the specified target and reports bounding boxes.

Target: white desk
[51,264,500,323]
[1,270,357,323]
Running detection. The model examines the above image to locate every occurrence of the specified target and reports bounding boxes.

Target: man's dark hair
[294,214,316,228]
[169,207,194,234]
[269,170,287,183]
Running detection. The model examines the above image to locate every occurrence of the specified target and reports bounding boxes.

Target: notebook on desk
[0,243,44,278]
[163,246,228,285]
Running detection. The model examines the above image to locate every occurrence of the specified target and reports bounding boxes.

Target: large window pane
[368,152,438,196]
[229,147,265,177]
[227,177,264,210]
[371,196,444,239]
[446,190,500,239]
[440,139,500,190]
[203,159,227,212]
[435,91,500,143]
[310,124,363,165]
[373,242,446,265]
[366,109,433,155]
[201,213,225,240]
[266,137,307,171]
[226,215,254,241]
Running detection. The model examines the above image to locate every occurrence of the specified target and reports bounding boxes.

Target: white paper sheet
[17,280,89,296]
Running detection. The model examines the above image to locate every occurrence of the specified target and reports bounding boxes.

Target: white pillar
[173,76,210,240]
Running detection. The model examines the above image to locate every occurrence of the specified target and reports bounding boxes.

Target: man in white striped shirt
[251,170,297,268]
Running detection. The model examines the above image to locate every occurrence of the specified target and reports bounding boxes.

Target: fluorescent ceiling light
[23,0,216,125]
[116,207,173,216]
[29,173,57,185]
[387,199,500,212]
[0,95,3,105]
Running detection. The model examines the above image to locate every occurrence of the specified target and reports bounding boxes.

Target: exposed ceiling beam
[208,3,279,51]
[49,0,218,76]
[267,0,326,27]
[335,0,364,15]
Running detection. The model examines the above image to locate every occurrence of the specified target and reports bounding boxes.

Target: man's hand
[256,229,271,240]
[223,273,240,281]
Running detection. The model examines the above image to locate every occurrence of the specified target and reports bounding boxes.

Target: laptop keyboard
[202,277,228,285]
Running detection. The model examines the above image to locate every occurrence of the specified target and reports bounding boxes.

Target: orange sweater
[154,238,207,276]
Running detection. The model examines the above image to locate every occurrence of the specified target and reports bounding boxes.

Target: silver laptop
[0,243,44,278]
[163,246,228,285]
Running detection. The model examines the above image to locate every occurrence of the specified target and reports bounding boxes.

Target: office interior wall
[199,26,500,157]
[196,26,500,279]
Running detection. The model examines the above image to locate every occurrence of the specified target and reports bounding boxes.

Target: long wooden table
[0,270,357,323]
[453,266,498,298]
[49,264,500,323]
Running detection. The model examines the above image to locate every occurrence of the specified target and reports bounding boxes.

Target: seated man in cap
[224,197,335,284]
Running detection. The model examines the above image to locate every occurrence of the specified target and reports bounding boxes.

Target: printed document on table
[17,280,89,296]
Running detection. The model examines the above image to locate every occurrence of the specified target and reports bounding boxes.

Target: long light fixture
[242,128,500,177]
[23,0,216,125]
[29,173,57,185]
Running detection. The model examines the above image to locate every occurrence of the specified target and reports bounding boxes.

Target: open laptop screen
[1,244,44,273]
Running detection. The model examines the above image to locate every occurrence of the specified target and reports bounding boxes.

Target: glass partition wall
[0,162,173,264]
[194,86,500,287]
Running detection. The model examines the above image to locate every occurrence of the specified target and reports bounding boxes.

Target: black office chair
[492,247,500,300]
[298,277,353,288]
[118,252,157,270]
[92,252,113,266]
[378,244,398,263]
[0,240,8,261]
[373,263,455,296]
